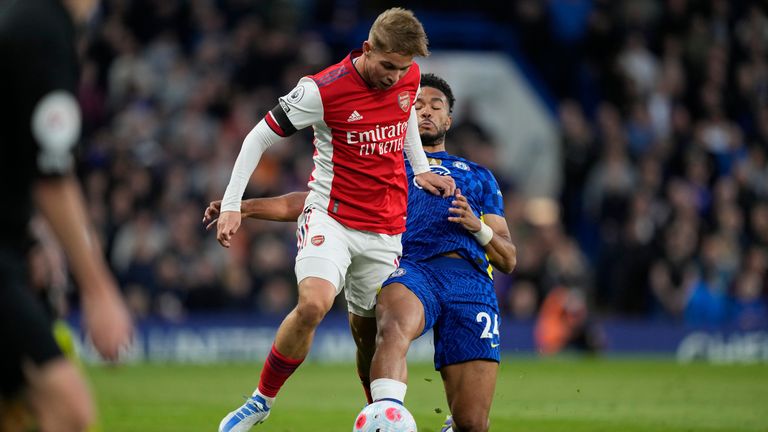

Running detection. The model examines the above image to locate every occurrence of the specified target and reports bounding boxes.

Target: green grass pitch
[88,358,768,432]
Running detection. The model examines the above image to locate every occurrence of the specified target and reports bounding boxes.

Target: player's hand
[203,200,222,231]
[447,188,482,232]
[81,277,133,362]
[415,171,455,197]
[216,210,241,248]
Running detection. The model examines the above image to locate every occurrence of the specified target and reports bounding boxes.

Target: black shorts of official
[0,247,63,398]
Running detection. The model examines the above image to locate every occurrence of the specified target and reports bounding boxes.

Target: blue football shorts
[381,256,501,370]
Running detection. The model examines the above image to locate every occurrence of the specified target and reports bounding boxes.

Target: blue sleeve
[480,168,505,217]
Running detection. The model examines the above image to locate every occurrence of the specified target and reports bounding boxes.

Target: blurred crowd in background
[32,0,768,331]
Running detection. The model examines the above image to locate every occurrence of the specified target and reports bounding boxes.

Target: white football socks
[370,378,407,403]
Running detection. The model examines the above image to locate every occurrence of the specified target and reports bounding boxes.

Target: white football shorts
[295,204,402,317]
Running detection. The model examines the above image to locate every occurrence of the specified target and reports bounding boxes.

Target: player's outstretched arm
[34,176,133,361]
[242,191,306,220]
[203,192,308,230]
[447,188,517,274]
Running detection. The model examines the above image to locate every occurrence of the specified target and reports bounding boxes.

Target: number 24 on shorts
[476,312,499,340]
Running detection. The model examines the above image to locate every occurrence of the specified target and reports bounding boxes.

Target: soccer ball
[353,400,417,432]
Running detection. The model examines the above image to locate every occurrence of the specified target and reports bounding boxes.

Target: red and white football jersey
[265,50,422,235]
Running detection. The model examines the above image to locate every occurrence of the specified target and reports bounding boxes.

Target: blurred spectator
[731,271,768,328]
[685,234,734,326]
[534,286,604,355]
[559,100,597,235]
[649,217,699,319]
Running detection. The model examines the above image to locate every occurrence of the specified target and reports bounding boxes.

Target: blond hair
[368,8,429,57]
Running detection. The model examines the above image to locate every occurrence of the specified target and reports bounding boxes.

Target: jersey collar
[347,50,374,89]
[425,150,449,158]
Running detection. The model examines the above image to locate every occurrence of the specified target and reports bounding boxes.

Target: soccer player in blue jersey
[369,73,517,432]
[204,74,516,432]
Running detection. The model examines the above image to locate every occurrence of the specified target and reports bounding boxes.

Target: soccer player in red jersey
[215,8,455,431]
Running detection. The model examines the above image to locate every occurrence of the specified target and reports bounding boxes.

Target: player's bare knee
[33,359,94,424]
[374,319,409,351]
[294,298,331,328]
[35,373,95,432]
[60,398,95,432]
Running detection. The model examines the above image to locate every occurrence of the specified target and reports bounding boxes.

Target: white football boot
[218,394,271,432]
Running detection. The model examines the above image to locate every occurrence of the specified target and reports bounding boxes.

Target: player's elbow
[505,243,518,273]
[281,192,307,221]
[494,244,517,274]
[496,261,516,275]
[281,202,303,221]
[276,207,298,222]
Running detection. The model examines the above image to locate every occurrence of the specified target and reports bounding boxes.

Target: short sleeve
[12,25,80,177]
[266,77,324,137]
[480,168,505,217]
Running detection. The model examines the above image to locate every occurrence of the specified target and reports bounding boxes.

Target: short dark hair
[420,73,455,113]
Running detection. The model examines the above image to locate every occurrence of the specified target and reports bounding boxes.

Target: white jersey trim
[279,77,324,131]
